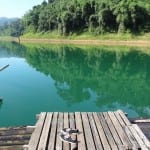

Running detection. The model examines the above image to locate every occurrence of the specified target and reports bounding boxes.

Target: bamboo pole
[0,64,9,71]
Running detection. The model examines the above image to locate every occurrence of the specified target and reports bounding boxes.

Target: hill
[0,17,18,26]
[22,0,150,35]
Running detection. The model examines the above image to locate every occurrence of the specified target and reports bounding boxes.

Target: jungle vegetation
[0,0,150,37]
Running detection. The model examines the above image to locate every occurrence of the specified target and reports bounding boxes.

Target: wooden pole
[0,97,3,102]
[0,64,9,71]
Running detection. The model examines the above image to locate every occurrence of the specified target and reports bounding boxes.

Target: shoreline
[0,37,150,47]
[21,38,150,47]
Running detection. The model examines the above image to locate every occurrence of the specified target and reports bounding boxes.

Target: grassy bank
[0,32,150,47]
[22,32,150,40]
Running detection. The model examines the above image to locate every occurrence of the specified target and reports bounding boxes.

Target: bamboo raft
[25,110,150,150]
[0,126,33,150]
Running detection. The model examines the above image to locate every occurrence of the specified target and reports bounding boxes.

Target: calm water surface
[0,42,150,126]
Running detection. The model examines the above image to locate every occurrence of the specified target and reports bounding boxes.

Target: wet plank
[38,113,53,150]
[103,112,123,149]
[114,111,140,149]
[47,112,58,150]
[75,112,86,150]
[88,113,103,150]
[81,112,96,150]
[93,112,111,150]
[28,112,46,150]
[98,113,119,150]
[108,111,133,149]
[132,124,150,149]
[56,113,63,150]
[63,113,70,150]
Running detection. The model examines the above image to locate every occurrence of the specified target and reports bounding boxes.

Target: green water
[0,42,150,127]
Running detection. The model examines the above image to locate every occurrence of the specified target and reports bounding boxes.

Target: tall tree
[10,19,24,43]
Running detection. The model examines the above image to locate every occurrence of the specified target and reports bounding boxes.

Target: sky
[0,0,44,18]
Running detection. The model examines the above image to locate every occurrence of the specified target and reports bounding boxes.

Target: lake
[0,42,150,127]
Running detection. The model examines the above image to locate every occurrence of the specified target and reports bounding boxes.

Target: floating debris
[0,97,3,102]
[0,64,9,71]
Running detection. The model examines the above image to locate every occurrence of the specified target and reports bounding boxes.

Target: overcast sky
[0,0,44,18]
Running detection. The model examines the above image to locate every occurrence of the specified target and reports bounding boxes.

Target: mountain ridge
[0,17,18,26]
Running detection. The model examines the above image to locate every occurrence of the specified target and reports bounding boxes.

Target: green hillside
[0,17,18,26]
[22,0,150,35]
[0,0,150,38]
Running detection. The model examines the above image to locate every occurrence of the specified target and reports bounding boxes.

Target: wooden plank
[114,111,140,149]
[133,119,150,123]
[0,127,32,136]
[28,112,46,150]
[128,125,149,150]
[0,64,9,71]
[123,126,140,149]
[108,112,132,149]
[103,112,124,150]
[81,112,96,150]
[0,139,29,146]
[38,113,53,150]
[47,112,58,150]
[0,134,30,141]
[26,126,36,133]
[116,110,131,126]
[63,113,70,150]
[0,145,23,150]
[56,113,63,150]
[69,113,77,150]
[75,112,86,150]
[88,113,103,150]
[98,113,119,150]
[93,112,111,150]
[132,124,150,149]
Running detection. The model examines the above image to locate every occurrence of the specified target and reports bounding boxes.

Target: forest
[0,0,150,37]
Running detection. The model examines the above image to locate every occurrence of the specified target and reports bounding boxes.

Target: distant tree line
[0,19,24,42]
[0,0,150,37]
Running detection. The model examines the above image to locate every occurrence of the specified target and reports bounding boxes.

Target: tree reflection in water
[1,42,150,117]
[0,102,2,110]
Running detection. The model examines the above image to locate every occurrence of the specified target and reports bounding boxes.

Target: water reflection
[0,42,26,58]
[0,42,150,117]
[25,44,150,117]
[0,101,2,110]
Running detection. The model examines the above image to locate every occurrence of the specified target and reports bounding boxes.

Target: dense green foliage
[22,0,150,35]
[0,19,24,41]
[0,0,150,37]
[0,17,18,26]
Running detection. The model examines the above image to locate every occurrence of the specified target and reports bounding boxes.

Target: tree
[113,0,129,33]
[128,1,149,32]
[18,0,150,35]
[10,19,24,43]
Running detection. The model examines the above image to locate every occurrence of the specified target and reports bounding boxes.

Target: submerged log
[0,64,9,71]
[0,98,3,102]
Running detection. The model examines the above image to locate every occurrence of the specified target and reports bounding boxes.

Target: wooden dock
[0,126,33,150]
[24,110,150,150]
